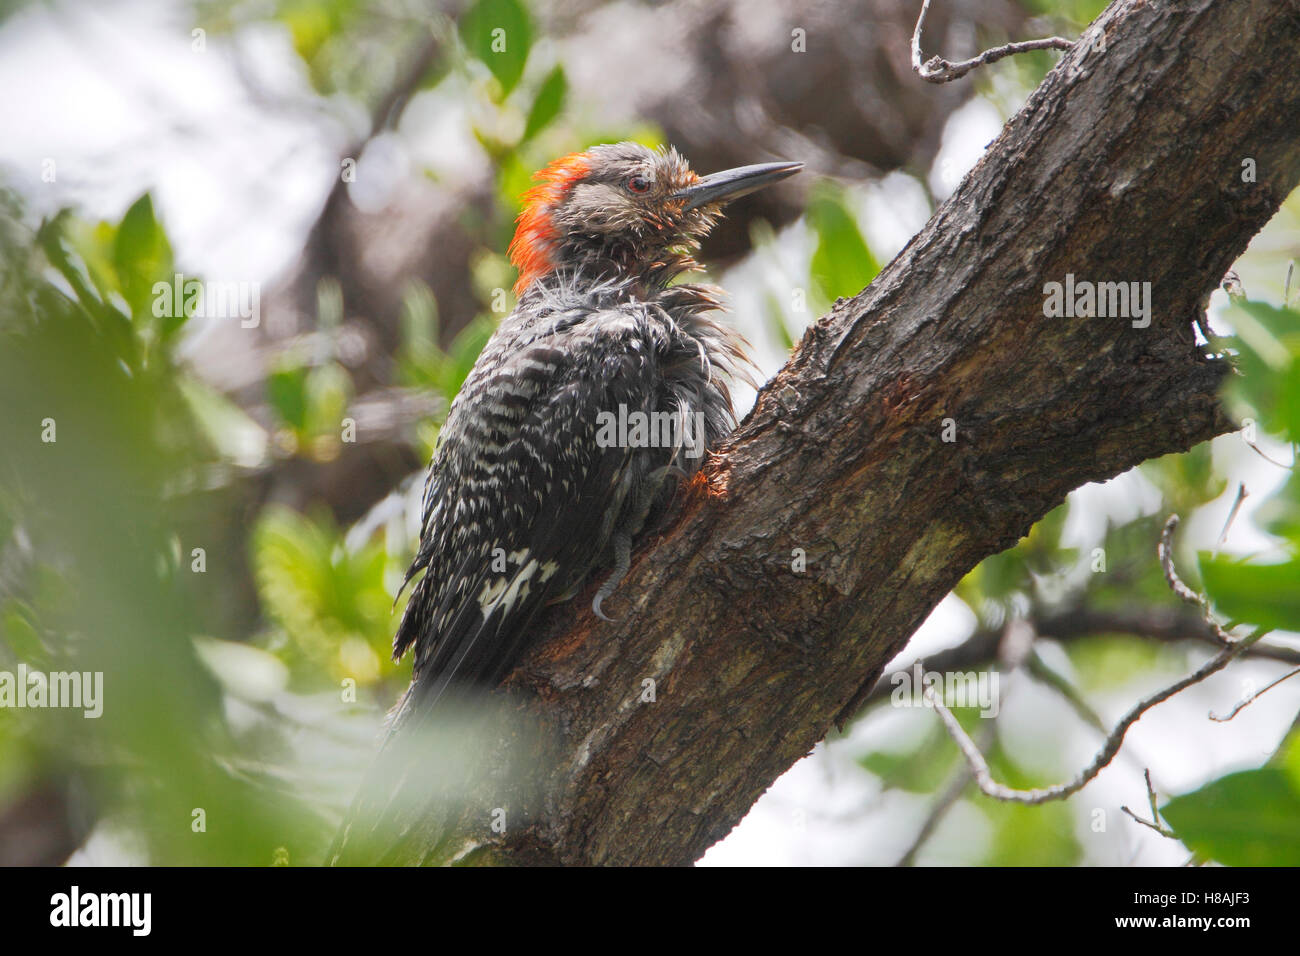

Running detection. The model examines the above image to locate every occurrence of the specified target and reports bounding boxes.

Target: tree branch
[925,627,1261,805]
[911,0,1075,84]
[856,605,1300,715]
[924,515,1272,807]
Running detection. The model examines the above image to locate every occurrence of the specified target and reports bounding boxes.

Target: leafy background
[0,0,1298,865]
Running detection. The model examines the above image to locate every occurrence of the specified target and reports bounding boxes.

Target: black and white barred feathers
[388,268,749,729]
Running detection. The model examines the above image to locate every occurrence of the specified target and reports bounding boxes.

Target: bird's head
[509,142,801,294]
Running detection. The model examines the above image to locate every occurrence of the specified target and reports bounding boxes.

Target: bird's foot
[592,532,632,622]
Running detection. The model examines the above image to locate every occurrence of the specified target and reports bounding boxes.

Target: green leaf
[37,213,135,355]
[400,279,441,359]
[194,637,289,702]
[1161,768,1300,865]
[1254,471,1300,547]
[113,193,173,322]
[251,505,405,686]
[806,182,879,303]
[267,361,309,432]
[497,151,533,214]
[459,0,532,96]
[1140,442,1226,518]
[1022,0,1110,26]
[303,362,353,440]
[1199,552,1300,632]
[179,379,268,469]
[1276,731,1300,791]
[1221,301,1300,441]
[1230,301,1298,371]
[858,724,960,794]
[2,607,44,665]
[522,65,567,143]
[955,547,1029,612]
[1064,634,1173,693]
[281,4,335,64]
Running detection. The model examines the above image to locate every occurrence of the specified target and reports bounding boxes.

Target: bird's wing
[398,311,661,711]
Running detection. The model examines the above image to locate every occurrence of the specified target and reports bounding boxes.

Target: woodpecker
[329,143,799,863]
[390,142,800,720]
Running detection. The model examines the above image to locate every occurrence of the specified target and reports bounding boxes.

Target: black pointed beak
[673,160,803,211]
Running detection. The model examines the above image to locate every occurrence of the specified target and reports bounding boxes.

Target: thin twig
[1159,515,1239,644]
[924,633,1258,804]
[855,604,1300,715]
[1209,666,1300,722]
[1144,768,1160,822]
[1212,482,1248,557]
[896,620,1032,865]
[1123,770,1177,839]
[911,0,1074,84]
[1027,652,1172,783]
[1121,804,1177,838]
[925,520,1266,804]
[1245,439,1297,469]
[895,723,992,866]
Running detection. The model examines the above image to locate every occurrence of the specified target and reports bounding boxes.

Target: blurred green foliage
[1021,0,1111,25]
[1198,302,1300,634]
[0,0,677,865]
[806,181,880,307]
[459,0,532,96]
[253,505,404,686]
[0,190,327,863]
[1146,300,1300,865]
[1162,751,1300,866]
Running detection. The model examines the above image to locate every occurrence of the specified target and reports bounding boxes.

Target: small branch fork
[911,0,1075,84]
[895,619,1034,865]
[924,515,1263,805]
[1121,769,1177,838]
[1159,515,1239,645]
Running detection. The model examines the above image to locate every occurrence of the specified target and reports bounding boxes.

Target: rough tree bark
[400,0,1300,865]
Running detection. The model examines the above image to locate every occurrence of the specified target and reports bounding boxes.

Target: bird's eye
[626,174,651,194]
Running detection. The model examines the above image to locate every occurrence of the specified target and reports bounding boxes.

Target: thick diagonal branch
[398,0,1300,866]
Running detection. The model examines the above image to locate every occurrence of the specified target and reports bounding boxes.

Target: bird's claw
[592,531,631,623]
[591,593,618,622]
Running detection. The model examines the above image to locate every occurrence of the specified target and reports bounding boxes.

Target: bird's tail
[326,593,553,865]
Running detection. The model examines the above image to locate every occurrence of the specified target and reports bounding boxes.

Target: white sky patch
[0,0,341,291]
[858,171,933,261]
[928,96,1005,201]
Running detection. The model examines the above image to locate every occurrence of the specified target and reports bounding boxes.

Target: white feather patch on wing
[476,556,541,620]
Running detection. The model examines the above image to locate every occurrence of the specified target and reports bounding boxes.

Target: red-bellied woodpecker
[329,144,799,863]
